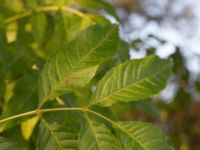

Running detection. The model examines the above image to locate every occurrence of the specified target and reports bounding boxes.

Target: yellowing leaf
[21,116,39,140]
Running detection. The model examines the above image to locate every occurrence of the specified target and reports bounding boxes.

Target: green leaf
[21,116,39,140]
[37,118,78,150]
[0,41,41,80]
[88,14,110,26]
[116,40,130,62]
[57,13,93,43]
[24,0,38,9]
[16,18,34,46]
[113,121,173,150]
[38,24,119,106]
[0,59,4,104]
[44,11,68,52]
[42,12,94,56]
[38,0,66,5]
[0,137,26,150]
[41,99,81,133]
[70,0,118,19]
[91,55,173,107]
[0,48,28,79]
[79,114,122,150]
[0,27,7,49]
[0,71,38,131]
[30,12,47,43]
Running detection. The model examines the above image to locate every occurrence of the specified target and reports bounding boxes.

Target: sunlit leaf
[91,55,173,106]
[21,116,39,140]
[88,14,110,26]
[37,118,78,150]
[70,0,118,19]
[114,121,173,150]
[79,114,122,150]
[38,24,119,106]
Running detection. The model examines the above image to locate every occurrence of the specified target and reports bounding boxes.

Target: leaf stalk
[5,5,94,24]
[0,107,83,124]
[0,107,114,128]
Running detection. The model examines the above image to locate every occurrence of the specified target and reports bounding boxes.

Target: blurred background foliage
[0,0,199,149]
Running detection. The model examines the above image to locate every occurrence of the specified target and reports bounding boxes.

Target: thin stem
[85,109,115,124]
[40,107,83,113]
[5,5,94,24]
[0,107,114,127]
[0,110,37,124]
[0,107,83,124]
[5,11,32,24]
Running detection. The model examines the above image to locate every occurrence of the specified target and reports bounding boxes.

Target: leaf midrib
[75,25,117,67]
[84,113,101,150]
[41,118,64,149]
[93,62,172,104]
[114,123,146,150]
[41,26,117,104]
[16,82,38,114]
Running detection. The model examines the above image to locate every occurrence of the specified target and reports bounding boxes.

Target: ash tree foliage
[0,0,174,149]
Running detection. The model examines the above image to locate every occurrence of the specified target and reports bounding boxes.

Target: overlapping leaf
[38,24,119,106]
[113,121,173,150]
[0,27,7,49]
[0,137,25,150]
[116,40,130,62]
[37,118,78,150]
[44,11,68,52]
[79,114,122,150]
[0,71,39,131]
[0,42,41,80]
[0,28,6,96]
[30,12,47,43]
[0,59,4,103]
[67,0,117,19]
[21,116,39,140]
[91,55,173,106]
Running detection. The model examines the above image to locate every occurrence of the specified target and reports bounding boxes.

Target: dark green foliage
[0,1,174,150]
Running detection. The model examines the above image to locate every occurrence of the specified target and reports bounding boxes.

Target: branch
[85,109,114,124]
[5,5,94,24]
[0,107,115,128]
[0,107,83,124]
